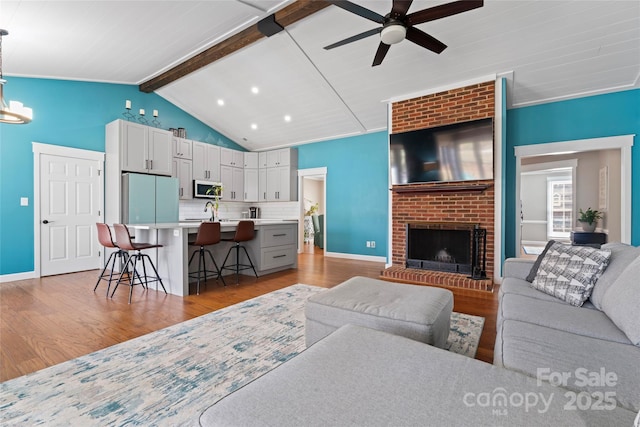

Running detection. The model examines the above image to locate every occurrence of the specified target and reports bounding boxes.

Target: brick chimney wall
[384,81,496,291]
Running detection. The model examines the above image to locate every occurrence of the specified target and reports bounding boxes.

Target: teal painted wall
[0,77,244,275]
[505,88,640,257]
[2,77,637,276]
[297,132,389,259]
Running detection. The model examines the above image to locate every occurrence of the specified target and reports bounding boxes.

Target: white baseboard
[0,271,37,283]
[324,251,387,263]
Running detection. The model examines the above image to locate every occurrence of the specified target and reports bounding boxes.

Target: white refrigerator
[122,173,179,224]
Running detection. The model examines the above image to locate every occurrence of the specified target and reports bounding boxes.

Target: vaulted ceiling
[2,1,638,150]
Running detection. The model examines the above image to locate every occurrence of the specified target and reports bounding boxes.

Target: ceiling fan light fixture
[0,30,32,124]
[380,24,406,45]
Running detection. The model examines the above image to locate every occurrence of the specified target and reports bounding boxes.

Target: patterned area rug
[1,284,484,426]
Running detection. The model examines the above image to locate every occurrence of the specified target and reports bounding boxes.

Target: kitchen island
[127,220,297,296]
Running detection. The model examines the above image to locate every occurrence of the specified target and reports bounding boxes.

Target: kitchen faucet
[204,201,215,221]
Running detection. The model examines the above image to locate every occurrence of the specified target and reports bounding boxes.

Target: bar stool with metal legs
[220,220,258,284]
[112,223,167,304]
[94,223,131,296]
[188,221,226,294]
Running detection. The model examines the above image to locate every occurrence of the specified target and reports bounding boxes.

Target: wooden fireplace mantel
[391,183,492,194]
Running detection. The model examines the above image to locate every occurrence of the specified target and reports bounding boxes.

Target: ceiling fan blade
[390,0,414,19]
[324,27,382,50]
[326,0,385,24]
[372,42,391,66]
[407,0,483,26]
[405,27,447,54]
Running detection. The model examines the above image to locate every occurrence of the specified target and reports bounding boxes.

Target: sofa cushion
[525,239,555,282]
[498,293,631,344]
[201,324,637,426]
[500,277,570,303]
[530,242,611,306]
[497,319,640,412]
[590,242,640,309]
[601,254,640,346]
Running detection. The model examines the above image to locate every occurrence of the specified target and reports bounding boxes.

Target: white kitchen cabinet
[266,166,296,201]
[118,120,172,176]
[259,152,268,168]
[264,148,298,201]
[259,168,267,202]
[220,165,244,201]
[244,168,259,202]
[266,148,294,168]
[172,158,193,200]
[172,137,193,160]
[192,141,220,181]
[220,147,243,167]
[244,152,259,169]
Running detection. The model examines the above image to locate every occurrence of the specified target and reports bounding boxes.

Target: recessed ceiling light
[251,86,259,94]
[284,115,292,122]
[251,123,258,130]
[217,99,224,106]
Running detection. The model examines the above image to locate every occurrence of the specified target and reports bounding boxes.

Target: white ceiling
[2,1,639,151]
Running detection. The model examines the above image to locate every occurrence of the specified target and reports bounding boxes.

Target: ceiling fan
[324,0,484,66]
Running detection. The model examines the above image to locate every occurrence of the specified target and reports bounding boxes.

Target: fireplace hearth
[406,222,487,279]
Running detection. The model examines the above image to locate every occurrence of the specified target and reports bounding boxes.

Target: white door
[40,153,102,276]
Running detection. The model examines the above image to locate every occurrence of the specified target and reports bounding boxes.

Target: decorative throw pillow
[530,242,612,306]
[601,254,640,346]
[526,240,556,283]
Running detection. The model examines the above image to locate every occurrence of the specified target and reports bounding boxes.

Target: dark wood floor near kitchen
[0,248,499,382]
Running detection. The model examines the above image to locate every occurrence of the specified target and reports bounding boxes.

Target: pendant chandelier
[0,29,32,124]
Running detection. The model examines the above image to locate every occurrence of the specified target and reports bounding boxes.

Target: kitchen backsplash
[179,199,300,221]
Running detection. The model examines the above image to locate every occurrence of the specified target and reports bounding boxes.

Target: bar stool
[112,223,167,304]
[188,221,226,294]
[221,220,258,284]
[94,223,131,296]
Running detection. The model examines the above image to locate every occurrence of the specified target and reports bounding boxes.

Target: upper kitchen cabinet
[266,148,295,168]
[192,141,220,181]
[259,152,268,168]
[220,147,244,167]
[264,148,298,201]
[172,137,193,160]
[172,158,193,200]
[107,120,172,176]
[244,152,259,169]
[220,165,244,201]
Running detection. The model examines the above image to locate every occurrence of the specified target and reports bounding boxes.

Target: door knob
[42,219,51,224]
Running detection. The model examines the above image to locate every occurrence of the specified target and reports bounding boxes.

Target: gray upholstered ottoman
[305,276,453,348]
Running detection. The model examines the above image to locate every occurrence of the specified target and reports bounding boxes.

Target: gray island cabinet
[128,220,297,296]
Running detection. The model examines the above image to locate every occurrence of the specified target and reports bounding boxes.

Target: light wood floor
[0,247,498,382]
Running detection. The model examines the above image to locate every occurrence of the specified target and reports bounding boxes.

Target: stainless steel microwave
[193,180,223,199]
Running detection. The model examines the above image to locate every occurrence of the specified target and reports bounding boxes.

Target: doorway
[520,160,576,256]
[514,135,633,257]
[298,167,327,255]
[33,143,104,276]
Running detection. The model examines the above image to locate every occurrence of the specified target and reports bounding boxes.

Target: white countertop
[128,219,297,230]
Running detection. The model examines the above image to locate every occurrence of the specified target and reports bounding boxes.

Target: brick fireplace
[381,81,495,291]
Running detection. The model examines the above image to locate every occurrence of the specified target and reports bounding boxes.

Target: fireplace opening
[406,223,486,278]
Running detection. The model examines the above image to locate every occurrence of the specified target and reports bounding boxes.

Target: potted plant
[205,185,223,221]
[578,207,603,232]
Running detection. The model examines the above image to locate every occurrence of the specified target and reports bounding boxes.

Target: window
[547,179,572,238]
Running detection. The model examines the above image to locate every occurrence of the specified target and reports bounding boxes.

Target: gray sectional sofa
[200,242,640,426]
[495,242,640,415]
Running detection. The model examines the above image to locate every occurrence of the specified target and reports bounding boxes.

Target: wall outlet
[371,241,376,248]
[366,241,371,248]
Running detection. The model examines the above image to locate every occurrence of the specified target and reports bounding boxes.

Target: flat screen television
[390,118,494,185]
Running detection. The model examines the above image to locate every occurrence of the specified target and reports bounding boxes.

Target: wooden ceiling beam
[139,0,331,93]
